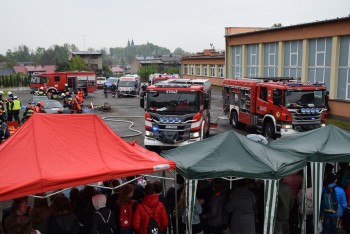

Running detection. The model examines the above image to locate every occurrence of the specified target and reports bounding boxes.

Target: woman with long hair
[178,188,204,234]
[117,184,136,234]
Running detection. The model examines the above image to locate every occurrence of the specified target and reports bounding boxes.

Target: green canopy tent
[269,124,350,234]
[162,130,307,234]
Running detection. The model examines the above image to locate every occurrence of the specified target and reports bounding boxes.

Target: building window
[263,42,278,77]
[190,65,194,75]
[54,76,60,82]
[232,46,242,78]
[284,40,302,78]
[218,65,224,78]
[210,65,215,77]
[184,65,188,75]
[337,35,350,100]
[246,44,259,77]
[196,65,201,76]
[203,65,208,76]
[308,38,332,90]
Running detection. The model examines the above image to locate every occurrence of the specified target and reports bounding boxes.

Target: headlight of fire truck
[190,131,200,138]
[281,124,293,129]
[145,130,153,137]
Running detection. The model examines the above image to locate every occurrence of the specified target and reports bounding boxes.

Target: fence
[0,74,30,88]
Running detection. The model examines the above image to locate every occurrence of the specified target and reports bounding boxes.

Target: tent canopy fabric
[0,114,176,202]
[161,130,306,180]
[269,124,350,162]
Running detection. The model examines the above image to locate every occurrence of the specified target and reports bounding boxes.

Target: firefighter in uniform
[22,103,35,123]
[12,96,21,125]
[5,98,14,122]
[77,88,84,104]
[0,106,5,123]
[37,87,45,96]
[34,102,44,113]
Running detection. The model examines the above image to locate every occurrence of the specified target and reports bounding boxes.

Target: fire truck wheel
[230,111,239,128]
[263,121,276,140]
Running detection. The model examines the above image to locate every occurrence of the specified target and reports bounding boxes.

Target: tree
[70,56,87,71]
[173,47,191,56]
[271,23,282,28]
[164,66,180,74]
[102,64,113,78]
[138,65,158,83]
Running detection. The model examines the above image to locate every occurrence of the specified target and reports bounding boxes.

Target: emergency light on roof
[155,82,191,88]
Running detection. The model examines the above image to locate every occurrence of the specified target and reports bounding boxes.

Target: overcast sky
[1,0,349,55]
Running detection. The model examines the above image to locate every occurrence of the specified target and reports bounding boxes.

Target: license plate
[165,125,177,129]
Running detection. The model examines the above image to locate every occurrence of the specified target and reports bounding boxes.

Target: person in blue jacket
[321,173,347,233]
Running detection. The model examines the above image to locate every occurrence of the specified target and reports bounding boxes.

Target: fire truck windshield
[30,76,47,84]
[146,91,199,113]
[119,80,136,87]
[285,90,325,108]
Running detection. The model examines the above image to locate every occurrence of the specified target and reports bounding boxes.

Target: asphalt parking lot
[10,85,236,147]
[0,85,250,220]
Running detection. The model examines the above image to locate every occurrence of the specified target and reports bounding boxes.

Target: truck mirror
[204,99,209,109]
[204,93,210,109]
[140,91,145,108]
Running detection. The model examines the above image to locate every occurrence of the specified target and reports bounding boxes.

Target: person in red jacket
[133,182,168,234]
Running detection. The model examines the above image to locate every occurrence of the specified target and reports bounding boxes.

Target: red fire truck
[30,71,97,96]
[150,73,180,85]
[222,77,327,139]
[140,79,212,148]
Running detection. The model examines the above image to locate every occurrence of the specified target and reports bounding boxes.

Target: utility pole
[81,34,87,51]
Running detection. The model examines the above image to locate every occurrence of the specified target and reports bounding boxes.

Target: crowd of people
[1,165,348,234]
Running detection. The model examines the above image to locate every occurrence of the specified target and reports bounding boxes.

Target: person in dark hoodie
[48,193,79,234]
[90,193,117,234]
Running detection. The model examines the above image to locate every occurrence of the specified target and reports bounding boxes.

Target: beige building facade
[181,49,225,86]
[225,17,350,120]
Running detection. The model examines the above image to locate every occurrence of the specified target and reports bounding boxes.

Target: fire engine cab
[140,79,211,148]
[223,77,327,139]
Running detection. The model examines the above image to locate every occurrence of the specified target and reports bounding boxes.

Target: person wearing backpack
[91,194,117,234]
[321,173,347,233]
[133,183,168,234]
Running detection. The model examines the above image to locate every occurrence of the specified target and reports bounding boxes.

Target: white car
[96,77,107,88]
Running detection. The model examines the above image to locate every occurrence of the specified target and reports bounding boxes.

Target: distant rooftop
[72,51,102,55]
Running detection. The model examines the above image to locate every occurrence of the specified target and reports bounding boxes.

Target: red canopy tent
[0,114,176,201]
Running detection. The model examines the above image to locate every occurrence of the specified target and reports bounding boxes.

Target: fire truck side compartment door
[256,86,268,115]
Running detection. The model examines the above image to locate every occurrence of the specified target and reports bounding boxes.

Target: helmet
[7,91,12,95]
[61,93,66,97]
[13,96,18,99]
[0,91,3,94]
[40,86,44,90]
[65,84,68,86]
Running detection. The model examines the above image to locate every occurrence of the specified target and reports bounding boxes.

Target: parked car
[41,100,70,114]
[29,95,49,105]
[96,77,107,89]
[105,77,119,90]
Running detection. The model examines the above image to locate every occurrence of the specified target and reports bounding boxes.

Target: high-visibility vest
[13,100,21,110]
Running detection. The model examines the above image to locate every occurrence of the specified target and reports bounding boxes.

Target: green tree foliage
[173,47,191,56]
[102,64,113,78]
[138,65,158,83]
[164,66,180,74]
[271,23,282,28]
[70,56,87,71]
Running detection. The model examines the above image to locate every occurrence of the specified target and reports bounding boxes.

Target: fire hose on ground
[102,116,143,138]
